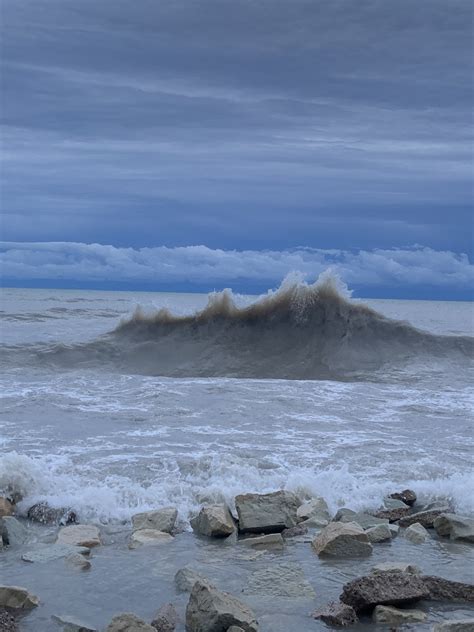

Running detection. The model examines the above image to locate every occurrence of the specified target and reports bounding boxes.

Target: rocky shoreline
[1,489,474,631]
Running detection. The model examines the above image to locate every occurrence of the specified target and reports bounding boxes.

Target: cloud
[1,242,472,296]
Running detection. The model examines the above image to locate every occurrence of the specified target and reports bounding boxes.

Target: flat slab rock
[243,562,315,598]
[186,581,258,632]
[57,525,101,548]
[22,544,90,563]
[239,533,284,549]
[52,614,98,631]
[0,586,40,610]
[433,620,474,631]
[312,521,372,557]
[333,509,389,530]
[373,604,427,624]
[312,601,358,626]
[105,613,155,632]
[235,490,299,534]
[422,576,474,602]
[398,508,450,528]
[371,562,421,574]
[129,529,174,549]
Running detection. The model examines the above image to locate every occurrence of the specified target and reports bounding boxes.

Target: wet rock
[105,613,156,632]
[131,508,177,535]
[433,620,474,631]
[383,497,410,510]
[27,502,76,525]
[0,609,18,632]
[388,524,399,538]
[22,544,90,563]
[227,628,245,632]
[373,507,411,522]
[281,525,308,539]
[296,497,330,525]
[312,601,358,626]
[244,562,315,598]
[389,489,417,506]
[235,490,299,534]
[340,571,430,613]
[371,562,421,574]
[334,509,389,530]
[422,576,474,602]
[1,517,28,547]
[240,533,284,549]
[0,586,40,609]
[312,521,372,557]
[398,507,450,528]
[434,513,474,543]
[190,505,235,538]
[373,605,427,624]
[175,567,210,593]
[52,614,98,631]
[404,522,429,544]
[57,524,101,548]
[129,529,174,549]
[365,524,392,543]
[151,603,177,632]
[186,581,258,632]
[0,498,14,518]
[65,553,91,570]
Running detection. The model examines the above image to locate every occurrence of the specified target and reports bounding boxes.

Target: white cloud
[0,241,472,292]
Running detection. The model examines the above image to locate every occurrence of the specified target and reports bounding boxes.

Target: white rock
[128,529,174,549]
[312,521,372,557]
[365,524,392,543]
[296,497,330,525]
[190,504,235,537]
[131,507,177,534]
[235,490,299,534]
[404,522,429,544]
[57,525,101,548]
[0,585,39,609]
[373,605,427,624]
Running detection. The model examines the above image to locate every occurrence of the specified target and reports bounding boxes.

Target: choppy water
[0,281,473,631]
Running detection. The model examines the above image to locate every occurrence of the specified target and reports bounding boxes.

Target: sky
[0,0,473,298]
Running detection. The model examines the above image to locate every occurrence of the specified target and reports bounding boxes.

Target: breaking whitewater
[1,273,473,630]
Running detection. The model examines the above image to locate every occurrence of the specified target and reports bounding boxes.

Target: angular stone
[433,620,474,631]
[190,505,235,538]
[235,490,299,534]
[422,576,474,602]
[27,502,76,526]
[175,567,209,593]
[388,524,400,538]
[244,562,315,598]
[65,553,91,570]
[404,522,429,544]
[340,571,430,613]
[52,614,98,631]
[371,562,421,574]
[389,489,417,506]
[186,581,258,632]
[240,533,284,549]
[383,497,410,510]
[105,613,156,632]
[434,514,474,543]
[335,510,389,530]
[374,507,412,522]
[151,603,177,632]
[296,497,330,525]
[129,529,174,549]
[0,498,14,518]
[1,517,28,547]
[0,586,40,609]
[365,524,392,543]
[373,605,427,624]
[57,525,101,548]
[281,525,308,539]
[312,601,358,626]
[398,508,449,528]
[131,508,177,534]
[312,521,372,557]
[22,544,90,563]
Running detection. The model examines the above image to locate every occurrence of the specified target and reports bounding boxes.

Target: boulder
[131,508,177,534]
[190,505,235,538]
[398,508,450,528]
[312,521,372,557]
[175,567,209,593]
[404,522,429,544]
[151,603,177,632]
[0,609,17,632]
[311,601,358,626]
[422,576,474,602]
[371,562,421,574]
[365,524,392,543]
[244,562,315,598]
[129,529,174,549]
[51,614,98,631]
[334,509,389,530]
[374,507,411,522]
[281,525,308,539]
[0,498,14,518]
[389,489,417,506]
[383,496,410,510]
[27,502,76,525]
[240,534,284,550]
[372,605,427,624]
[66,553,91,570]
[434,514,474,543]
[1,517,28,547]
[22,544,90,563]
[433,620,474,631]
[0,586,40,609]
[185,581,258,632]
[57,525,101,548]
[388,524,400,537]
[296,497,330,525]
[106,613,156,632]
[235,491,299,534]
[340,571,430,613]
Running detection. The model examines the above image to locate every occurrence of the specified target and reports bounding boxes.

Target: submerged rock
[1,517,28,547]
[52,614,98,631]
[334,509,389,530]
[244,562,315,598]
[190,505,235,538]
[235,490,299,534]
[296,496,330,525]
[0,586,40,609]
[65,553,91,570]
[312,601,358,626]
[281,525,308,539]
[240,533,284,550]
[129,529,174,549]
[372,604,427,624]
[383,496,410,510]
[398,508,450,528]
[0,609,17,632]
[57,525,101,548]
[312,521,372,557]
[105,613,156,632]
[433,513,474,543]
[131,508,177,534]
[371,562,421,574]
[433,620,474,631]
[389,489,417,506]
[27,502,76,525]
[365,524,392,543]
[422,576,474,602]
[175,567,210,593]
[22,544,90,563]
[374,507,411,522]
[404,522,429,544]
[186,581,258,632]
[151,603,177,632]
[0,498,14,518]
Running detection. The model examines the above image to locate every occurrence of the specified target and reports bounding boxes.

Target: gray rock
[374,507,412,522]
[244,562,315,598]
[422,576,474,602]
[0,586,40,609]
[175,567,209,593]
[388,524,400,537]
[151,603,177,632]
[1,517,28,547]
[281,525,308,538]
[404,522,429,544]
[227,628,245,632]
[27,502,76,525]
[433,620,474,631]
[389,489,417,506]
[131,508,177,534]
[312,521,372,557]
[398,508,450,528]
[190,505,235,538]
[0,609,17,632]
[186,581,258,632]
[312,601,358,626]
[296,497,330,525]
[235,490,299,534]
[129,529,174,549]
[434,514,474,543]
[51,614,98,631]
[371,562,421,574]
[65,553,91,570]
[383,497,410,510]
[240,533,284,550]
[22,544,90,563]
[340,571,430,613]
[57,525,101,547]
[105,613,156,632]
[335,509,389,530]
[372,605,427,624]
[365,524,392,543]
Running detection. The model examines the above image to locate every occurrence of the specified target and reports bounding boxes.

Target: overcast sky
[1,0,473,297]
